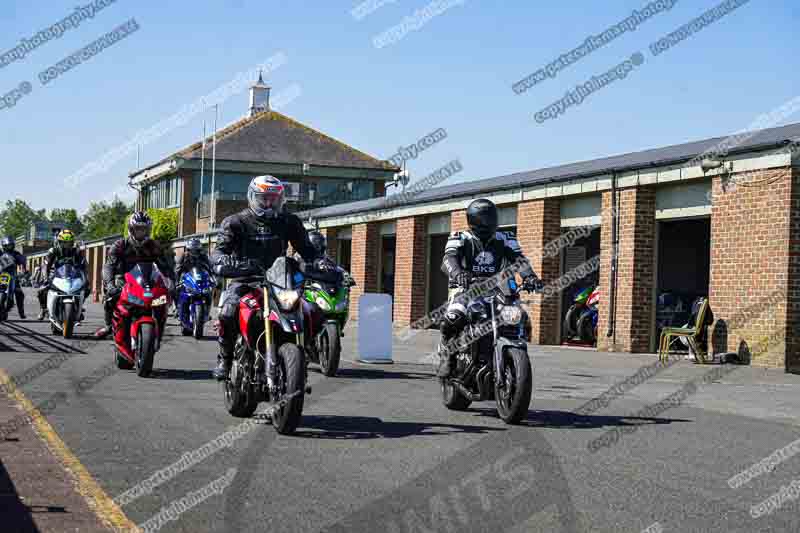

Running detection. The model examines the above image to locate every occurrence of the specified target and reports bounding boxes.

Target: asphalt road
[2,289,800,532]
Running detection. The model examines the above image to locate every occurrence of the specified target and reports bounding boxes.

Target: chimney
[249,71,271,117]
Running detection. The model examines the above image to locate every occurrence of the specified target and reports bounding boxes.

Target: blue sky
[0,0,796,212]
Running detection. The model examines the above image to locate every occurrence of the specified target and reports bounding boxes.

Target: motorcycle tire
[495,346,532,425]
[441,379,472,411]
[272,343,306,435]
[193,304,205,340]
[136,323,156,377]
[576,312,596,345]
[562,305,580,341]
[224,341,259,418]
[319,322,340,377]
[63,301,74,339]
[0,295,6,322]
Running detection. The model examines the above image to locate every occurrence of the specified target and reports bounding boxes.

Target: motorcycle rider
[212,175,317,382]
[174,238,215,319]
[298,230,356,285]
[0,236,27,319]
[95,212,175,338]
[37,229,90,321]
[437,198,541,378]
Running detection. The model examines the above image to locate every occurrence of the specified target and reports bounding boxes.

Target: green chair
[658,298,710,363]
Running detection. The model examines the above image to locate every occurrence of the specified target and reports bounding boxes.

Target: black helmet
[1,236,15,253]
[466,199,498,242]
[308,231,326,256]
[128,211,153,248]
[187,238,203,257]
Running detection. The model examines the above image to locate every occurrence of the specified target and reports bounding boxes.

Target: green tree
[82,198,132,241]
[49,208,85,237]
[0,199,46,239]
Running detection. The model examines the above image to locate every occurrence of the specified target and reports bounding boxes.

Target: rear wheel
[224,338,258,417]
[495,347,533,425]
[193,304,205,340]
[271,343,306,435]
[63,301,74,339]
[136,323,156,377]
[441,379,472,411]
[319,322,341,377]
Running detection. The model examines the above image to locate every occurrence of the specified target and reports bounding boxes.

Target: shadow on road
[294,415,504,440]
[328,367,432,381]
[473,408,689,429]
[0,457,43,532]
[148,368,214,380]
[0,321,92,354]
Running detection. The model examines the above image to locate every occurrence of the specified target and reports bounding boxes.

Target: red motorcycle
[112,263,171,377]
[222,256,308,435]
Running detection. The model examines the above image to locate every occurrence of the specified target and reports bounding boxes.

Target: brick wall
[597,187,656,353]
[349,222,380,320]
[450,210,468,233]
[393,216,428,326]
[710,167,794,369]
[178,170,195,237]
[516,199,561,345]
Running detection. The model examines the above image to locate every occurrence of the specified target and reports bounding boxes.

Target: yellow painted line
[0,369,140,533]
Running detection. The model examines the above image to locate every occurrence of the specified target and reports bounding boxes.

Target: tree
[49,208,85,237]
[0,199,46,239]
[81,198,132,241]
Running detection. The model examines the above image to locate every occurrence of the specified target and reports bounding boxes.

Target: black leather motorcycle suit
[212,208,316,364]
[439,230,536,360]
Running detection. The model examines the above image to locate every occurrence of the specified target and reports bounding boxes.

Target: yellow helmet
[56,229,75,249]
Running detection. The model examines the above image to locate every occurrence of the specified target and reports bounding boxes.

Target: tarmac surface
[1,288,800,532]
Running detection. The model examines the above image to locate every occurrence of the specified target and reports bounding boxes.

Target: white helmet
[247,175,285,218]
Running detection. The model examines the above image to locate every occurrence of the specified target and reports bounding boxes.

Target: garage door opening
[560,226,601,346]
[654,217,711,351]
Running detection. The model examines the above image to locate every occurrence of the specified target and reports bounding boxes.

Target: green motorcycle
[302,268,354,377]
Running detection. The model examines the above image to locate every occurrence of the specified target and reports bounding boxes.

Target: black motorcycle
[441,277,535,424]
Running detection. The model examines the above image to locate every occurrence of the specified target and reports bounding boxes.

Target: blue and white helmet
[247,175,285,219]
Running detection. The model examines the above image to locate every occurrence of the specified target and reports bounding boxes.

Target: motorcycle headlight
[499,305,523,325]
[53,278,70,293]
[315,297,332,312]
[274,288,301,311]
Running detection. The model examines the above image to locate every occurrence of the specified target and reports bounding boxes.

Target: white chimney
[249,71,271,117]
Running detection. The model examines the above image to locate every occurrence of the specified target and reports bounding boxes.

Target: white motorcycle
[47,264,87,338]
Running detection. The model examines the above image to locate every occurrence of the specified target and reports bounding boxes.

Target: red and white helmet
[247,175,285,218]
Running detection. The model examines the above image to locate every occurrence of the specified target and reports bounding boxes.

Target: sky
[0,0,797,213]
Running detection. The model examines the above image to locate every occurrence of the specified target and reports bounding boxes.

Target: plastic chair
[658,298,710,363]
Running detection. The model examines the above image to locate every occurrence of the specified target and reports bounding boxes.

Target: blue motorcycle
[178,267,214,339]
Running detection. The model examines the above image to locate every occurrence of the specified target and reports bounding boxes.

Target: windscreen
[266,257,303,290]
[129,263,162,287]
[55,264,78,280]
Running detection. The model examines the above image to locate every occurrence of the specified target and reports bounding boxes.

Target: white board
[358,293,393,363]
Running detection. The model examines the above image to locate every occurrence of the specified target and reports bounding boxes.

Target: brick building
[303,123,800,372]
[129,74,399,237]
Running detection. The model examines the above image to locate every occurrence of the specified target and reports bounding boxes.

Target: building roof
[301,121,800,220]
[132,110,399,181]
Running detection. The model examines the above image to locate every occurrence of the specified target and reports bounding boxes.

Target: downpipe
[606,171,618,342]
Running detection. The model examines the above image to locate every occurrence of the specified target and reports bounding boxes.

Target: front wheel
[63,301,75,339]
[0,295,7,322]
[318,322,341,377]
[495,347,532,425]
[136,323,156,377]
[576,311,596,344]
[193,304,205,340]
[272,343,306,435]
